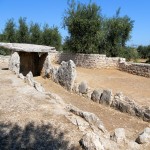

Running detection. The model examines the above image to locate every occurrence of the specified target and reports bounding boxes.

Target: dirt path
[76,67,150,106]
[0,64,82,149]
[35,76,150,140]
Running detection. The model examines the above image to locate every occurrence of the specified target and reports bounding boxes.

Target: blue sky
[0,0,150,46]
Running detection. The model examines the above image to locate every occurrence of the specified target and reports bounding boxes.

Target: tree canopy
[0,17,62,54]
[63,0,134,58]
[3,18,16,43]
[63,0,102,53]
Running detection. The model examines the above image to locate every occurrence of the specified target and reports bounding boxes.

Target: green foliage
[16,17,29,43]
[63,1,134,57]
[0,48,11,55]
[118,47,139,61]
[63,0,102,53]
[137,45,150,63]
[29,22,42,44]
[41,24,62,50]
[137,45,150,58]
[3,18,16,42]
[99,9,134,57]
[0,18,62,53]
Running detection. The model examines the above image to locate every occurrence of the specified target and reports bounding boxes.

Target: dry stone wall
[50,52,121,68]
[119,62,150,77]
[50,52,150,78]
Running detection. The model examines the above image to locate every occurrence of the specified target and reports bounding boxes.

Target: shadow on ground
[1,68,9,70]
[0,122,78,150]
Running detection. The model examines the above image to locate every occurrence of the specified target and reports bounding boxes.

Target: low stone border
[46,60,150,122]
[73,81,150,122]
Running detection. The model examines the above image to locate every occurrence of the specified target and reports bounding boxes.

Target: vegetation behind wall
[0,17,62,55]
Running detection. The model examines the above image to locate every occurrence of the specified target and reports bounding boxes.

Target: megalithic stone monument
[0,42,56,76]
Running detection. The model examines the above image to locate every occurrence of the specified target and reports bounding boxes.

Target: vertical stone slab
[9,52,20,74]
[56,60,76,91]
[40,53,51,77]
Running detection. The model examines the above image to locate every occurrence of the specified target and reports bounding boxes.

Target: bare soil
[35,77,150,140]
[0,60,150,149]
[76,67,150,106]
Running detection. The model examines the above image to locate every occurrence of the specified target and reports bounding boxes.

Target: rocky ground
[0,58,150,149]
[0,61,82,149]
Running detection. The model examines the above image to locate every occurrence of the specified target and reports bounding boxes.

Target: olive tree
[63,0,102,53]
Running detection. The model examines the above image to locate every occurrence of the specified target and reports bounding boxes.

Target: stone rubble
[66,104,150,150]
[18,71,45,93]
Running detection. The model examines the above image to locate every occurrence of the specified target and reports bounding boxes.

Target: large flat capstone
[0,42,56,53]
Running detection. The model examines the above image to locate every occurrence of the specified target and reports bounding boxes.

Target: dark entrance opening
[19,52,47,76]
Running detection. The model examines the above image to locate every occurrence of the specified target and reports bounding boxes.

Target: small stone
[34,82,45,93]
[136,127,150,144]
[111,128,126,143]
[91,89,103,103]
[100,89,113,106]
[80,132,105,150]
[78,81,88,94]
[18,73,24,80]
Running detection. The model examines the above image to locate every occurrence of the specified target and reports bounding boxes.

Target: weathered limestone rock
[24,71,34,87]
[84,88,93,99]
[72,82,80,94]
[143,107,150,122]
[18,73,24,80]
[45,92,65,105]
[111,128,126,143]
[78,81,88,94]
[100,89,113,106]
[66,105,123,150]
[46,66,58,82]
[111,93,135,114]
[41,53,51,77]
[111,92,150,121]
[91,89,103,103]
[67,105,107,134]
[24,72,45,92]
[136,127,150,144]
[126,141,141,150]
[34,82,45,93]
[80,132,105,150]
[9,52,20,74]
[66,105,148,150]
[56,60,76,91]
[0,43,56,52]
